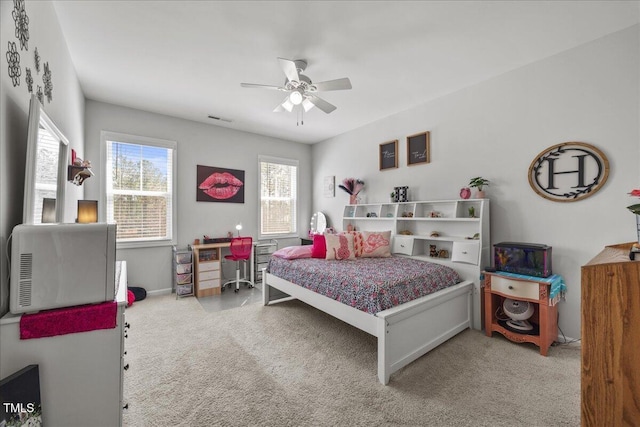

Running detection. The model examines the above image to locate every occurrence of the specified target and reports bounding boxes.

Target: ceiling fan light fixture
[302,98,314,112]
[282,98,294,112]
[289,90,303,105]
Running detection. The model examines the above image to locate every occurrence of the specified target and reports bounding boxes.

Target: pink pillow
[311,234,327,258]
[272,245,312,260]
[127,290,135,307]
[325,233,355,260]
[360,230,392,258]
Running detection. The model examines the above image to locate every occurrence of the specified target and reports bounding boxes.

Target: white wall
[312,25,640,340]
[84,100,312,293]
[0,1,85,316]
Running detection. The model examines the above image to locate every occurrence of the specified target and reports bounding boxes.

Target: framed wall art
[197,165,245,203]
[379,140,398,170]
[528,141,609,202]
[324,175,335,197]
[407,131,430,166]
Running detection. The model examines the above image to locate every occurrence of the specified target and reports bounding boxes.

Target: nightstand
[483,271,562,356]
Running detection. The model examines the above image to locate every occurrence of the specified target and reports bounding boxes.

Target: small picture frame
[407,131,430,166]
[323,176,335,198]
[379,140,398,170]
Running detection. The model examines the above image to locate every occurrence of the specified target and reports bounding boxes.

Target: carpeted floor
[123,294,580,427]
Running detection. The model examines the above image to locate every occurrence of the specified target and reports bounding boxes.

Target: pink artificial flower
[629,189,640,197]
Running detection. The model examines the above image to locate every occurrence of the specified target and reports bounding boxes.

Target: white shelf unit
[172,246,194,298]
[254,240,278,284]
[342,199,490,330]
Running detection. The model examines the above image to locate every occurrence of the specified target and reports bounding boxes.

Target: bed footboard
[264,270,473,385]
[375,281,473,384]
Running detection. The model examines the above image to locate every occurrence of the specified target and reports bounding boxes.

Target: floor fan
[502,298,534,331]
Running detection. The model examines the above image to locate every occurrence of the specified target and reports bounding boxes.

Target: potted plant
[469,177,490,198]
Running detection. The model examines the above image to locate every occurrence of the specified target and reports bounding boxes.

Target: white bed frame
[263,271,473,385]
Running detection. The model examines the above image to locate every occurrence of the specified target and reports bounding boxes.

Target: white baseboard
[146,288,173,297]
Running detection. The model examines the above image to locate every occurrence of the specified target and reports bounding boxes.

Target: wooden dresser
[581,242,640,427]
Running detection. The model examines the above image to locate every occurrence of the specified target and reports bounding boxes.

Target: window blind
[32,126,60,223]
[104,134,175,245]
[259,157,298,236]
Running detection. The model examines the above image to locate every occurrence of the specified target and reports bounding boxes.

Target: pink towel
[20,301,117,340]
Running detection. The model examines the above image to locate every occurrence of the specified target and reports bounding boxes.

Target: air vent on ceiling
[207,115,233,123]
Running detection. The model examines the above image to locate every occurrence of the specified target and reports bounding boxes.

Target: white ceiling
[52,1,639,144]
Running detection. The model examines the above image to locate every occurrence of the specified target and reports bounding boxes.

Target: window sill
[116,238,176,250]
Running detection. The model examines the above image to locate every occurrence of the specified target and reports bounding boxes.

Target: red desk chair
[222,237,253,293]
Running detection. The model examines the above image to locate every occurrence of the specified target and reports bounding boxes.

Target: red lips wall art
[197,165,245,203]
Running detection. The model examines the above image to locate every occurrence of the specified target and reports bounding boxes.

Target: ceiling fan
[241,58,352,114]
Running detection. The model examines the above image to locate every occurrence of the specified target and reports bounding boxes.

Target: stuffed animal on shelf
[430,245,438,257]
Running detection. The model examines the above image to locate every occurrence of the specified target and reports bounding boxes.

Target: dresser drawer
[199,261,220,272]
[392,236,415,255]
[451,241,480,265]
[255,244,276,255]
[199,278,220,290]
[490,276,539,300]
[199,269,220,281]
[256,254,272,264]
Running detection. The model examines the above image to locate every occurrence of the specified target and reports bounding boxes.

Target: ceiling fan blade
[307,95,337,114]
[241,83,286,91]
[278,58,300,83]
[312,77,352,92]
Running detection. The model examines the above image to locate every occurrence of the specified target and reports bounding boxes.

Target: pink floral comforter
[267,256,461,314]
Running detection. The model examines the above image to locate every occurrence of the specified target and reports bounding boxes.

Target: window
[259,156,298,238]
[101,131,176,247]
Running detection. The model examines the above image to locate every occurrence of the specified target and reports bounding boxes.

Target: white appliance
[10,223,117,314]
[503,298,535,331]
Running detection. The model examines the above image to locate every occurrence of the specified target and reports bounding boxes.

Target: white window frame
[101,130,177,249]
[258,155,299,240]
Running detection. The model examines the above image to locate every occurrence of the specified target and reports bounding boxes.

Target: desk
[192,242,254,297]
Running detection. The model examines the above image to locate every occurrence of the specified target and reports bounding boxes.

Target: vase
[350,194,357,205]
[476,190,486,199]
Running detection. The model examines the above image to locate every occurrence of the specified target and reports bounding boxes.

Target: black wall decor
[5,0,54,104]
[528,142,610,202]
[407,131,430,166]
[12,0,30,51]
[379,140,398,171]
[25,67,33,92]
[34,47,40,73]
[6,41,21,87]
[43,62,52,103]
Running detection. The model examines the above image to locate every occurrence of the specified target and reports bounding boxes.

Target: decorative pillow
[311,234,327,258]
[344,231,364,257]
[360,230,392,258]
[272,245,312,260]
[325,233,356,260]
